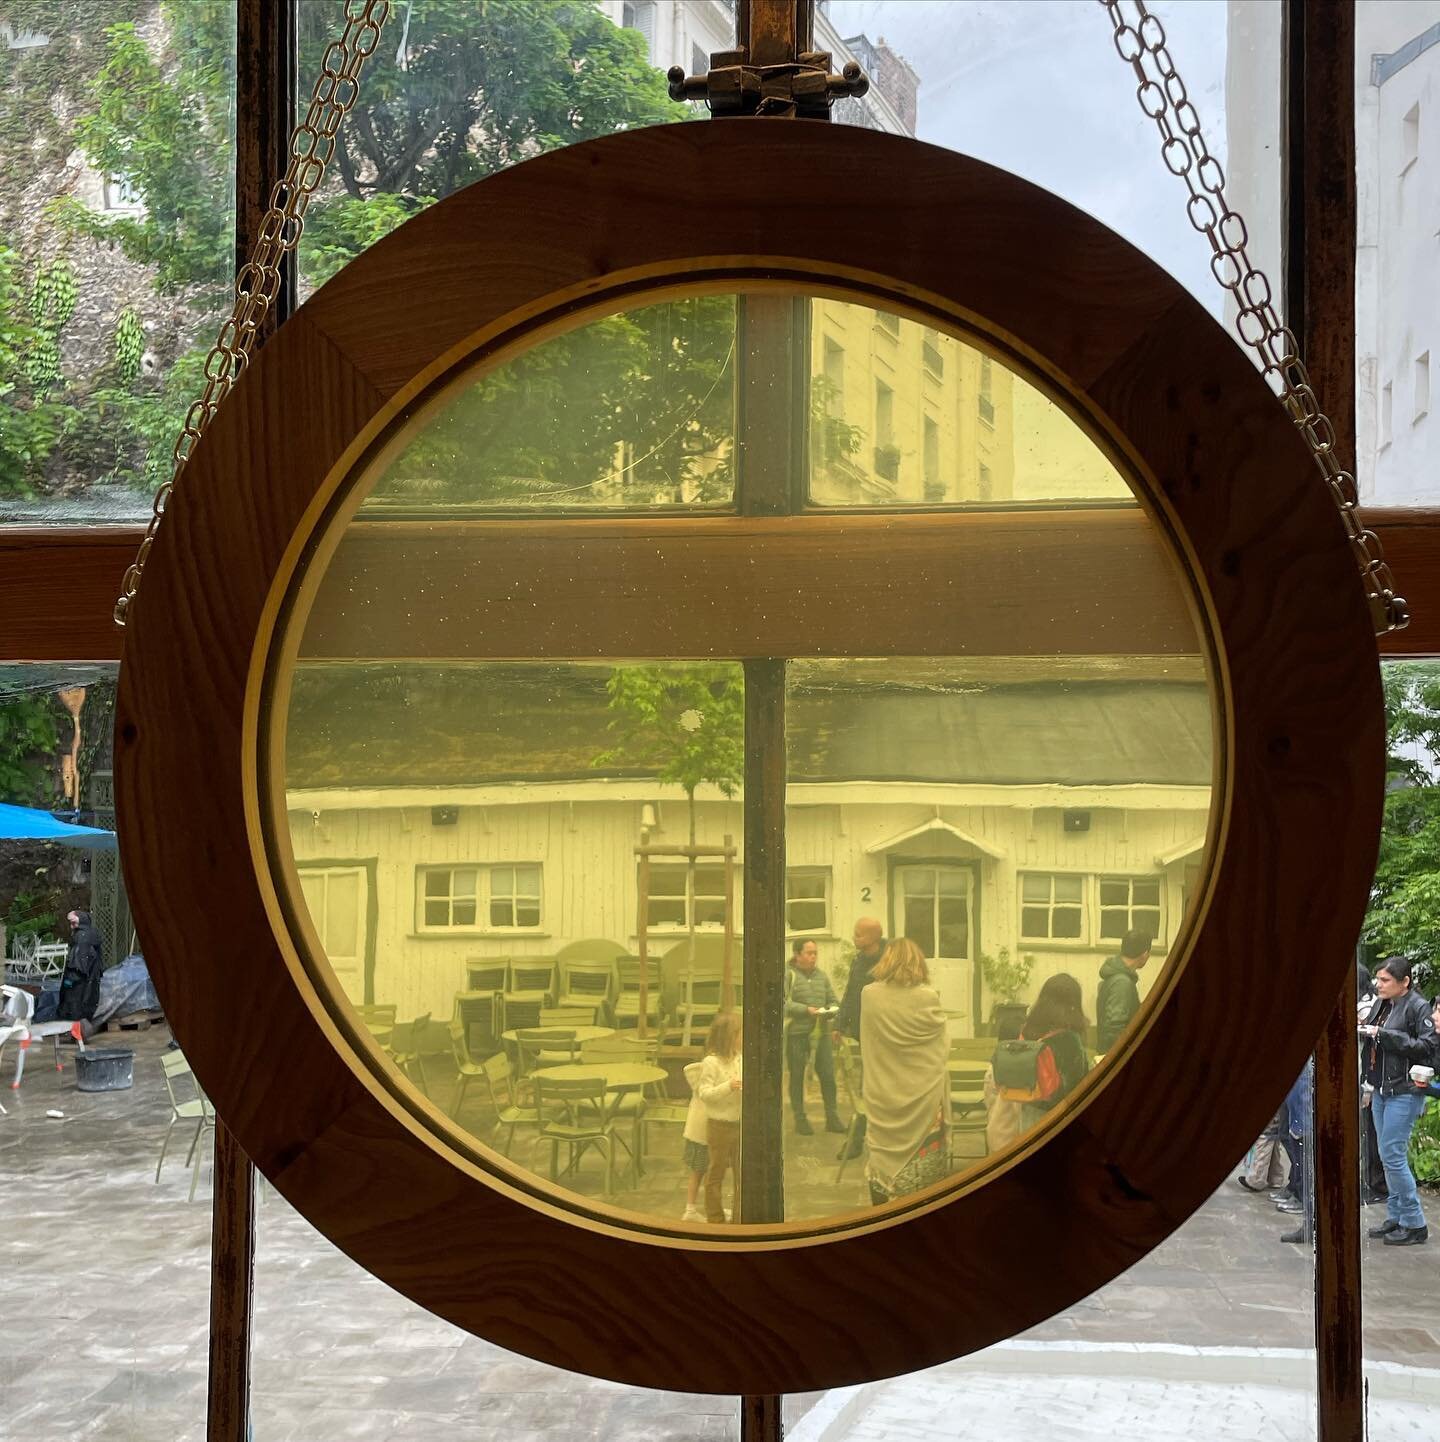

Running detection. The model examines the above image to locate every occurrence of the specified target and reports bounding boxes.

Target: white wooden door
[893,863,975,1027]
[298,866,367,1004]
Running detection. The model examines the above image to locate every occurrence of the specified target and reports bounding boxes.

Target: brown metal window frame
[0,3,1421,1441]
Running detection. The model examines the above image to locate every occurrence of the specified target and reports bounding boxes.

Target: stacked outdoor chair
[612,956,661,1031]
[501,959,555,1033]
[554,956,615,1025]
[674,969,724,1047]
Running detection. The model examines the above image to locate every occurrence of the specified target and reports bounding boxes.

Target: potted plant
[979,946,1032,1036]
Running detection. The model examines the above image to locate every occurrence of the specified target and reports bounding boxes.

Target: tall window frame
[0,5,1423,1442]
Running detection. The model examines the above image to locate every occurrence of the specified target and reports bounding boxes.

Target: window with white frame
[1098,875,1162,945]
[489,864,542,928]
[786,869,830,933]
[1019,872,1084,940]
[643,861,732,930]
[103,173,143,212]
[417,864,541,930]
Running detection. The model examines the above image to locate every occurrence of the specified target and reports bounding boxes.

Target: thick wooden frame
[110,119,1384,1394]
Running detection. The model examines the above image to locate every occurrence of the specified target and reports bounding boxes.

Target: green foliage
[61,11,234,299]
[300,193,434,289]
[1411,1099,1440,1185]
[595,665,745,839]
[2,886,61,944]
[301,0,676,204]
[0,244,64,494]
[25,256,75,397]
[979,946,1032,1005]
[1364,663,1440,992]
[113,305,144,385]
[0,693,60,806]
[377,296,735,508]
[810,374,865,476]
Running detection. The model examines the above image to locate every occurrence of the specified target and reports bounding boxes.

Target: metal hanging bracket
[668,48,868,119]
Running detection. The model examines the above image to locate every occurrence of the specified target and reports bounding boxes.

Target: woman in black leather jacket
[1359,956,1438,1247]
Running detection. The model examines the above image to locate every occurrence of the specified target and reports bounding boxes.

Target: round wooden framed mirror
[115,120,1382,1393]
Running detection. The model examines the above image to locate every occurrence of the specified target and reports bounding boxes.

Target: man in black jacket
[1095,928,1151,1054]
[56,909,104,1024]
[833,918,887,1161]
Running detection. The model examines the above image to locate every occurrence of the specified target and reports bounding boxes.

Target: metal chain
[1098,0,1409,635]
[114,0,391,627]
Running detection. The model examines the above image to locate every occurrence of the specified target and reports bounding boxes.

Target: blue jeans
[1373,1091,1427,1230]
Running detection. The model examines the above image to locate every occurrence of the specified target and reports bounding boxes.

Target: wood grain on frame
[113,122,1383,1394]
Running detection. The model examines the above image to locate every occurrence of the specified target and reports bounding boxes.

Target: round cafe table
[499,1024,614,1045]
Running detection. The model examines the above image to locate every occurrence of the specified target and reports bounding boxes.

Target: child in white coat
[696,1012,742,1224]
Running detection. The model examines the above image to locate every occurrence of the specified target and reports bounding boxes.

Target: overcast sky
[825,0,1240,313]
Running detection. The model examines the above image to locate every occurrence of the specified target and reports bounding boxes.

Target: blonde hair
[705,1011,742,1059]
[871,938,929,987]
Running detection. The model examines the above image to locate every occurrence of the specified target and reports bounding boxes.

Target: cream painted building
[285,665,1211,1036]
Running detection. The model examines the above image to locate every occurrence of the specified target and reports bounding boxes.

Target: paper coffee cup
[1410,1065,1435,1085]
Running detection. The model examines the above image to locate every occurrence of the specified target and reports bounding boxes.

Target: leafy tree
[0,693,60,806]
[595,665,745,842]
[299,0,676,204]
[3,0,721,502]
[1363,663,1440,991]
[594,662,745,963]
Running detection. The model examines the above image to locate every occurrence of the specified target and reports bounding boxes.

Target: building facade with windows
[285,668,1208,1033]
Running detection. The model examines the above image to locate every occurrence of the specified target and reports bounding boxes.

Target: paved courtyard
[2,1029,1437,1440]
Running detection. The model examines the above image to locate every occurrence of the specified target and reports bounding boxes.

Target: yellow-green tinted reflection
[275,285,1217,1234]
[363,296,736,512]
[808,301,1131,505]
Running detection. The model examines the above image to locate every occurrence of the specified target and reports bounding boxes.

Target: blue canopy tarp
[0,802,116,850]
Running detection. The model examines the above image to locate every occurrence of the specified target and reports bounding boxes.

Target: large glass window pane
[826,1,1280,319]
[1355,1,1439,504]
[1364,659,1440,1412]
[807,300,1132,507]
[251,1196,739,1440]
[0,665,213,1439]
[0,5,237,524]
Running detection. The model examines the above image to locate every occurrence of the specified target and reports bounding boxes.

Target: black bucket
[75,1047,135,1092]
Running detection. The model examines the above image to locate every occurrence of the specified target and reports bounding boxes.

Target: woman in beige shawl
[860,938,949,1204]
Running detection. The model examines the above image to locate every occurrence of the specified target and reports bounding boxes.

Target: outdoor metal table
[530,1060,668,1187]
[499,1024,615,1045]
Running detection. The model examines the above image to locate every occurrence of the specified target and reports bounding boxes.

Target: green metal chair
[156,1051,217,1203]
[502,958,556,1032]
[554,956,616,1024]
[389,1012,433,1094]
[516,1026,577,1077]
[448,1019,489,1119]
[480,1051,538,1156]
[613,956,662,1031]
[532,1074,616,1194]
[948,1061,989,1166]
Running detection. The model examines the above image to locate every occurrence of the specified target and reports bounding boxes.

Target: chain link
[1098,0,1408,635]
[114,0,391,627]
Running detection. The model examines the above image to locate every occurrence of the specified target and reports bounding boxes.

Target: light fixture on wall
[640,801,660,831]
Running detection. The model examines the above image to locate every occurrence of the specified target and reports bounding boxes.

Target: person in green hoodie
[1095,928,1151,1054]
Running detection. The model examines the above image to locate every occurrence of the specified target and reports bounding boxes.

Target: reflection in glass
[363,296,736,512]
[807,299,1133,506]
[277,285,1216,1235]
[781,656,1213,1223]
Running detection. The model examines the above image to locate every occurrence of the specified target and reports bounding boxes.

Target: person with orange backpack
[993,973,1092,1132]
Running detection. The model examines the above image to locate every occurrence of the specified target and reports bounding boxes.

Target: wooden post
[1286,5,1365,1440]
[723,831,736,1010]
[636,849,651,1039]
[207,5,296,1441]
